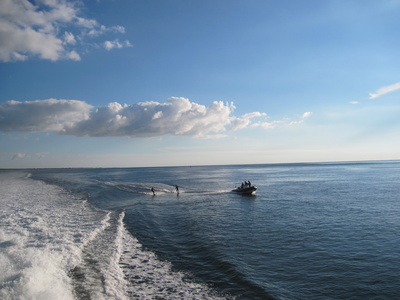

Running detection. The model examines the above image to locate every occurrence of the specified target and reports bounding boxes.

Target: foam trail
[0,172,77,299]
[0,171,230,299]
[120,226,228,299]
[70,211,129,299]
[105,212,129,298]
[0,172,117,300]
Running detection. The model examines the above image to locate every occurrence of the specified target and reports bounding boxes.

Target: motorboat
[232,184,257,195]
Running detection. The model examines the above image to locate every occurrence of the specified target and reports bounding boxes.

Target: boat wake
[120,221,227,299]
[105,181,230,196]
[0,172,229,300]
[0,171,109,300]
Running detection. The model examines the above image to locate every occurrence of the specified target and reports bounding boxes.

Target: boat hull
[232,186,257,195]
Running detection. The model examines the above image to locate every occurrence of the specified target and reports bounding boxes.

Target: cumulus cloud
[62,97,237,138]
[369,82,400,99]
[0,0,131,62]
[0,98,311,138]
[0,97,264,138]
[0,99,93,131]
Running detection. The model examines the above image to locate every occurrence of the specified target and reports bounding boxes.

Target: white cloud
[287,111,313,126]
[87,24,126,37]
[0,0,130,62]
[0,97,265,138]
[0,97,310,138]
[66,50,81,61]
[104,39,132,51]
[251,111,312,128]
[63,31,76,45]
[229,112,267,130]
[369,82,400,99]
[112,25,126,34]
[62,97,237,138]
[0,99,93,131]
[251,120,284,129]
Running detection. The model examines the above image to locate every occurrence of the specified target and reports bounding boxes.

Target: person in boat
[241,182,244,189]
[248,180,251,187]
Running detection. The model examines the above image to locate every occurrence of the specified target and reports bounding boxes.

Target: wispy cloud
[103,40,132,51]
[11,152,48,160]
[287,111,312,126]
[229,112,267,131]
[0,0,131,62]
[369,82,400,99]
[349,101,360,105]
[12,153,27,160]
[251,111,312,129]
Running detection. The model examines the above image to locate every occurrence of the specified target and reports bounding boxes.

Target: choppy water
[1,161,400,299]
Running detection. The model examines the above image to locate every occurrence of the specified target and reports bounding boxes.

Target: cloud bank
[62,98,239,138]
[0,98,311,138]
[0,98,257,138]
[0,0,131,62]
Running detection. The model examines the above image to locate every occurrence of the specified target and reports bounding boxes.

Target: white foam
[0,171,114,300]
[120,224,226,299]
[0,236,75,300]
[102,212,129,299]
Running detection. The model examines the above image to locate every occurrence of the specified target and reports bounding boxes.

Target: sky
[1,0,400,168]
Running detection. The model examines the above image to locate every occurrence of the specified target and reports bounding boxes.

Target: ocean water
[1,161,400,299]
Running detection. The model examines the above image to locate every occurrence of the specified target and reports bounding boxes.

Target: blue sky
[1,0,400,168]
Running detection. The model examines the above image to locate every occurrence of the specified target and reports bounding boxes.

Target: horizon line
[1,158,399,171]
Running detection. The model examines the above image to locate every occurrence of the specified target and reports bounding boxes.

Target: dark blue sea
[1,161,400,299]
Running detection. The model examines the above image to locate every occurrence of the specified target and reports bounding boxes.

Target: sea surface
[1,161,400,299]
